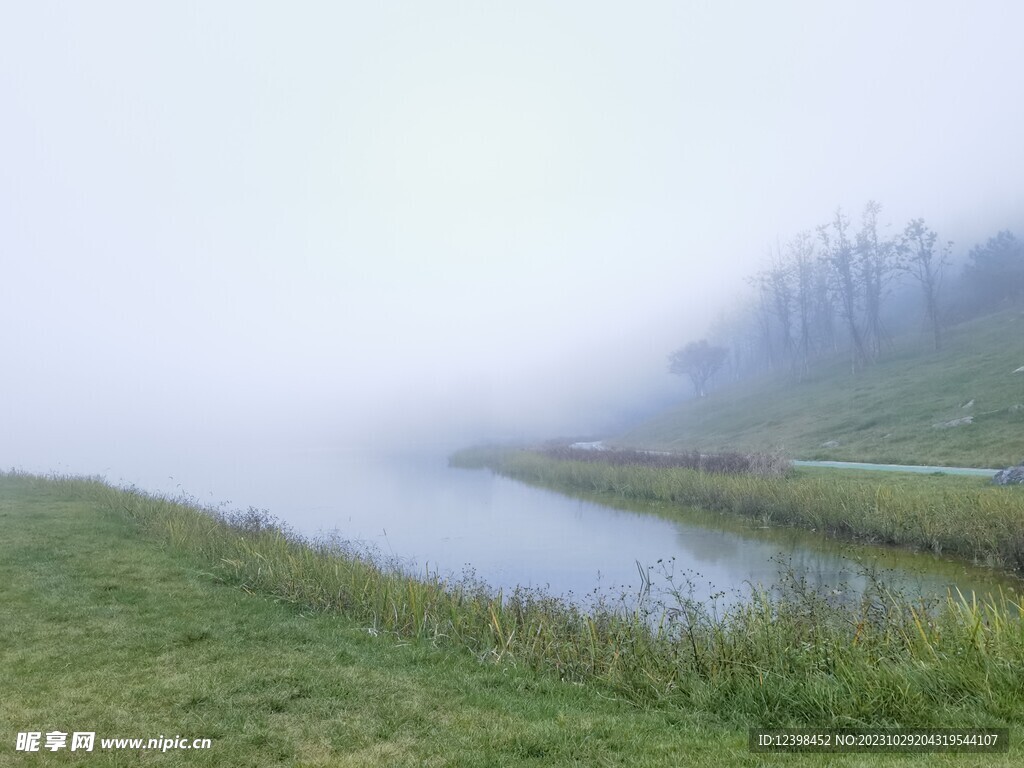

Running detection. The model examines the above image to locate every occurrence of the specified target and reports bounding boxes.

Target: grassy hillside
[616,310,1024,467]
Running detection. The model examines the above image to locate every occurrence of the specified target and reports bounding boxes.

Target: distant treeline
[678,203,1024,392]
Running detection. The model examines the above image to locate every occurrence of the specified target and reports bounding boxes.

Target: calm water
[49,446,1022,609]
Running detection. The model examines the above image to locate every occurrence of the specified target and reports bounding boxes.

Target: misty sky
[2,1,1023,472]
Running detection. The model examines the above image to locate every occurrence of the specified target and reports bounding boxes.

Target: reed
[531,446,791,477]
[454,447,1024,575]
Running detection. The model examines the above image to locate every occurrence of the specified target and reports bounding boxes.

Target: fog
[2,2,1023,486]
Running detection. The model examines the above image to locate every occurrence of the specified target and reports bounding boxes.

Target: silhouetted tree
[669,340,728,398]
[855,201,898,359]
[899,218,951,351]
[764,248,795,364]
[708,305,760,381]
[811,254,836,353]
[819,208,868,371]
[788,231,816,376]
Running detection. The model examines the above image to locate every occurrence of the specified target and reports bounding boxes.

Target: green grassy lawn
[3,472,1021,766]
[616,310,1024,468]
[0,473,735,767]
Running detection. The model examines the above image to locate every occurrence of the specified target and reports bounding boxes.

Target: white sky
[2,1,1023,465]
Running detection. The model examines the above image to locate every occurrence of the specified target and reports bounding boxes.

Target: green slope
[616,310,1024,468]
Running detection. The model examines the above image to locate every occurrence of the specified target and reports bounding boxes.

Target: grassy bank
[451,447,1024,574]
[617,310,1024,467]
[2,472,729,766]
[5,471,1024,766]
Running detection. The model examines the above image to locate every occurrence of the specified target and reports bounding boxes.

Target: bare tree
[855,201,897,360]
[899,218,951,351]
[708,305,759,382]
[669,340,728,397]
[746,273,778,371]
[764,246,795,365]
[811,254,836,354]
[788,231,816,376]
[818,208,868,371]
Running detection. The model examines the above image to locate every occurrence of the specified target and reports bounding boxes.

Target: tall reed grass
[536,445,791,477]
[73,474,1024,727]
[455,448,1024,575]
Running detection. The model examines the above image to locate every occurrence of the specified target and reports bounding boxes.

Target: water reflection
[82,447,1021,611]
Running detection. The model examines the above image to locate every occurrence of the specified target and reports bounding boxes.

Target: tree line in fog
[670,202,1024,397]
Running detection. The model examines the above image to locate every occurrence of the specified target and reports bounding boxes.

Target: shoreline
[4,470,1024,765]
[452,446,1024,578]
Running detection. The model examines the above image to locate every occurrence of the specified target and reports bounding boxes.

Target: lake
[55,444,1018,612]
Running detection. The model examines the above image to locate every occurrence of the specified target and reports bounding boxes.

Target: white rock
[933,416,974,429]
